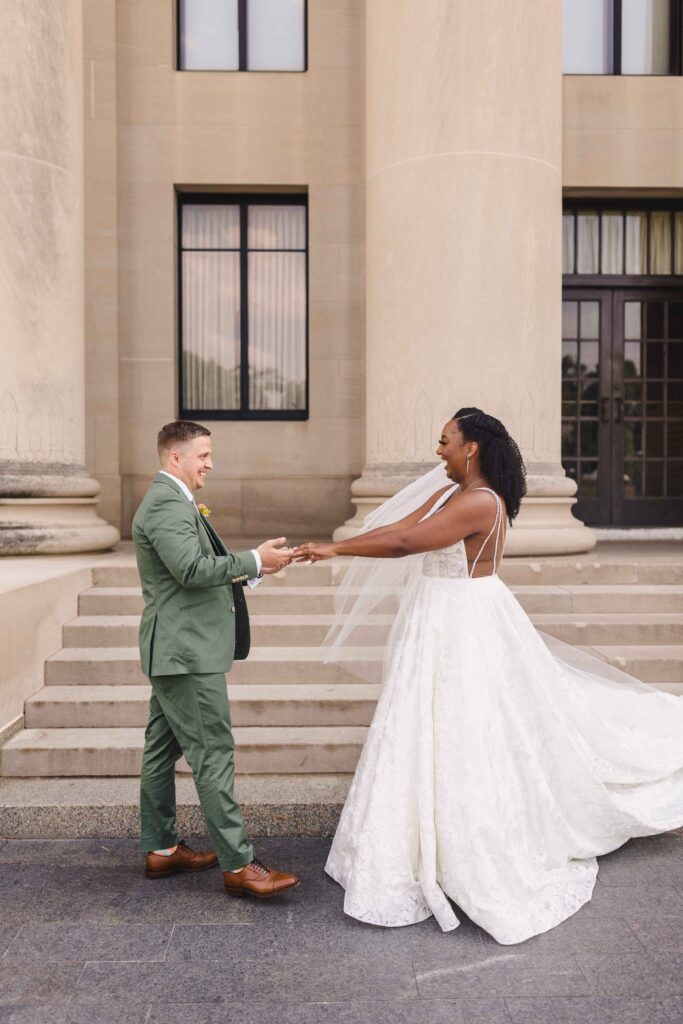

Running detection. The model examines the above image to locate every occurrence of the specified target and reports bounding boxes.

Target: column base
[0,498,120,555]
[333,463,596,557]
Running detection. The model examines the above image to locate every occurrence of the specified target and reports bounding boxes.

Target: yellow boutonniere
[197,503,212,517]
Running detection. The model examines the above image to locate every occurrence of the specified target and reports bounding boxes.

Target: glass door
[612,291,683,524]
[562,291,613,524]
[563,288,683,525]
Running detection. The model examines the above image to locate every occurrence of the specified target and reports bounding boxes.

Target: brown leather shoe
[145,840,218,879]
[223,858,300,898]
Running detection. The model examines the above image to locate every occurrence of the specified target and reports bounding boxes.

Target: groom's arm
[144,495,257,590]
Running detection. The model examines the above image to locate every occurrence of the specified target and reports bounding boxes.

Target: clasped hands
[255,536,337,573]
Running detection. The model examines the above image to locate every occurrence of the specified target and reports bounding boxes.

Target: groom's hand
[257,537,295,572]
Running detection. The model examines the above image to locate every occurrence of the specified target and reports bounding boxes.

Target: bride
[295,407,683,945]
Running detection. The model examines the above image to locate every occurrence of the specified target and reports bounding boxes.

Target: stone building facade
[2,0,682,556]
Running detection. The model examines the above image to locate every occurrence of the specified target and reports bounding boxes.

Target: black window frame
[176,0,308,72]
[177,192,309,422]
[563,197,683,285]
[564,0,683,76]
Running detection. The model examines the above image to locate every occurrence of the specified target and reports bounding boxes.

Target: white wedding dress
[325,484,683,945]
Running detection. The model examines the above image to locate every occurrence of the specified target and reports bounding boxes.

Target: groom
[132,420,299,897]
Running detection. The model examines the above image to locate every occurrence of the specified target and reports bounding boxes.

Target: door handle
[614,397,623,423]
[600,396,610,423]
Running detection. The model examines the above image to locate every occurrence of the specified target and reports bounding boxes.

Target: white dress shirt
[159,470,262,587]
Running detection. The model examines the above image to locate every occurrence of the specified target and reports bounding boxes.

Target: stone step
[587,645,683,682]
[25,674,682,732]
[25,683,381,728]
[79,583,683,617]
[91,562,351,590]
[61,614,392,648]
[91,558,683,589]
[0,726,368,776]
[45,640,683,688]
[534,613,683,646]
[0,776,353,838]
[46,646,384,686]
[62,611,683,649]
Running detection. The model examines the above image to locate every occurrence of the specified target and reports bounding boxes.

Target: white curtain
[248,252,306,410]
[247,0,305,71]
[621,0,670,74]
[625,213,647,274]
[179,0,239,70]
[183,204,239,249]
[601,214,624,273]
[577,213,599,274]
[563,0,612,73]
[248,205,306,250]
[651,212,672,274]
[182,252,241,410]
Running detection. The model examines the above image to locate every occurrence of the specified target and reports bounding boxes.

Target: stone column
[335,0,595,555]
[0,0,119,554]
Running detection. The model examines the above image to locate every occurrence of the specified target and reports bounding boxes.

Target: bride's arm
[298,492,491,560]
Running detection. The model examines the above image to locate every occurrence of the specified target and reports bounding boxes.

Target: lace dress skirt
[325,560,683,945]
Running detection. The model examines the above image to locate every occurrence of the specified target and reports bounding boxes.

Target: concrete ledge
[0,775,352,839]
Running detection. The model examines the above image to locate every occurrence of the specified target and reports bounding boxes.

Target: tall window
[178,0,306,71]
[179,195,308,420]
[563,0,683,74]
[563,204,683,276]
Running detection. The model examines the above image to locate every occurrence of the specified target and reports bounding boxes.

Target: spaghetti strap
[468,487,503,579]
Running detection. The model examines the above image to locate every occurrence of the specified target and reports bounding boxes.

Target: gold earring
[466,455,470,478]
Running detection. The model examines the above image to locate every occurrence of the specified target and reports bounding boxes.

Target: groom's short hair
[157,420,211,457]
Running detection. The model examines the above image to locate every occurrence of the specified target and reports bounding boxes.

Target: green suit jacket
[132,472,258,677]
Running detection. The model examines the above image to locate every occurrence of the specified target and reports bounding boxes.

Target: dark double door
[562,288,683,525]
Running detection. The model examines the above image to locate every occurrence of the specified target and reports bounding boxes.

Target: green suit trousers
[139,671,254,871]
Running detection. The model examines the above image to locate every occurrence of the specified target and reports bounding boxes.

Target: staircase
[2,549,683,778]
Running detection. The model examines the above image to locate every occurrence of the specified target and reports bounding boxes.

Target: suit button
[231,606,235,613]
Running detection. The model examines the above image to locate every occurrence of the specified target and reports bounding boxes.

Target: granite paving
[0,833,681,1023]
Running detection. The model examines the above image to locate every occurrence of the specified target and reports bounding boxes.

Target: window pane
[621,0,670,74]
[580,461,599,495]
[646,300,665,337]
[580,301,599,339]
[182,252,241,410]
[179,0,239,70]
[668,462,683,496]
[182,204,240,249]
[562,215,575,273]
[562,422,577,458]
[562,301,578,338]
[563,0,612,73]
[247,0,305,71]
[248,204,306,250]
[645,422,664,457]
[623,461,643,496]
[625,213,647,274]
[581,421,598,457]
[563,340,578,375]
[624,341,642,377]
[248,252,306,410]
[601,214,623,273]
[644,461,664,496]
[624,301,642,339]
[579,341,599,376]
[669,342,683,377]
[577,213,599,273]
[650,211,672,274]
[669,302,683,339]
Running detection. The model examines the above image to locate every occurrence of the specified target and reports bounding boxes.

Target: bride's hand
[294,542,337,563]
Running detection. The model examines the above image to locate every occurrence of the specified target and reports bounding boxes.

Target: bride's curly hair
[453,407,526,523]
